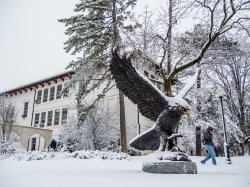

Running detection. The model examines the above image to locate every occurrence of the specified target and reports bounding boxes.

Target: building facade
[5,71,75,150]
[4,57,162,151]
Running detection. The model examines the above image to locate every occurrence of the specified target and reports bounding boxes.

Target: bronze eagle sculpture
[109,48,200,152]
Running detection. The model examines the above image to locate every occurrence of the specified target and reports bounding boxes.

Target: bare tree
[203,39,250,154]
[206,48,250,134]
[60,101,119,152]
[84,101,119,150]
[162,0,250,96]
[122,6,160,67]
[0,95,17,142]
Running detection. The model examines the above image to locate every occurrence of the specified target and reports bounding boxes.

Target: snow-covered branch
[177,68,201,98]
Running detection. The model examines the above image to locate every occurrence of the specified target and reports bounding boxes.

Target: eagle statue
[109,48,200,152]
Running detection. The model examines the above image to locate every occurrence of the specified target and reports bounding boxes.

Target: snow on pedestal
[142,151,197,174]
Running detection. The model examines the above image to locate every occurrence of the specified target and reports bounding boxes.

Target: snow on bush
[0,132,25,160]
[0,150,131,161]
[59,102,119,152]
[0,141,25,159]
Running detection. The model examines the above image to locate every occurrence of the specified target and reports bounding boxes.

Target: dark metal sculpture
[109,48,199,152]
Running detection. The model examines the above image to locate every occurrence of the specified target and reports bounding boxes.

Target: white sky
[0,0,171,91]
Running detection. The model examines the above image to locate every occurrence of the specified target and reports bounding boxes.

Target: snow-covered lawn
[0,155,250,187]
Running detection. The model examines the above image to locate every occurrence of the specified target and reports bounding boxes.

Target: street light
[216,88,232,164]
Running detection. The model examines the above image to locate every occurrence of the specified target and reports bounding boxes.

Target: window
[40,112,46,128]
[56,85,62,99]
[144,71,149,77]
[63,87,69,98]
[31,138,36,151]
[157,83,162,90]
[47,111,53,126]
[36,90,42,104]
[22,102,28,118]
[54,109,60,125]
[107,98,115,110]
[43,88,49,102]
[34,113,40,127]
[150,75,155,80]
[49,86,55,101]
[61,108,68,125]
[246,109,250,127]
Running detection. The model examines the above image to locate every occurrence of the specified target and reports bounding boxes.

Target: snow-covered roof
[2,70,75,95]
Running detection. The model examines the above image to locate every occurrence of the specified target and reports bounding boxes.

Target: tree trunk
[196,63,201,156]
[162,0,173,97]
[167,0,172,75]
[119,91,127,152]
[112,0,127,153]
[196,126,201,156]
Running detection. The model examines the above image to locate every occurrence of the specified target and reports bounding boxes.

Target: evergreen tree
[59,0,136,123]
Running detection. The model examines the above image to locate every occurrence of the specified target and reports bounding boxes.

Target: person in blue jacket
[201,126,217,165]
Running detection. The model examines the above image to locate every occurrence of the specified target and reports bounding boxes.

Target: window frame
[61,108,68,125]
[246,109,250,127]
[36,90,42,104]
[43,88,49,103]
[49,86,55,101]
[54,109,60,125]
[47,111,53,126]
[144,70,149,77]
[63,87,69,98]
[40,112,46,127]
[34,113,40,127]
[22,102,29,118]
[56,84,62,99]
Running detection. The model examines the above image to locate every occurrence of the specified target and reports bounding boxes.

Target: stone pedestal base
[142,161,197,174]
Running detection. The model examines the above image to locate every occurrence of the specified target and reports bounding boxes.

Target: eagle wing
[109,48,169,122]
[129,124,160,151]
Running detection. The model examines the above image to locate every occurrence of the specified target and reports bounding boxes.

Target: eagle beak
[183,110,190,118]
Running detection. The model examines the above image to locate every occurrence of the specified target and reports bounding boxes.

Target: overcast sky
[0,0,168,91]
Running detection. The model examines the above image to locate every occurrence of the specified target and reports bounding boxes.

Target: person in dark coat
[201,126,217,165]
[48,139,58,151]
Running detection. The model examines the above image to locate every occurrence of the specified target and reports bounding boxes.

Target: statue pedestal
[142,161,197,174]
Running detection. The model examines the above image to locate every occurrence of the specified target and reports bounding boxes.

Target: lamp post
[217,90,232,164]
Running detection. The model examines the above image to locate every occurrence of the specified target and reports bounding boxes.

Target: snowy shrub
[0,150,131,161]
[127,148,141,156]
[59,101,119,152]
[0,132,24,160]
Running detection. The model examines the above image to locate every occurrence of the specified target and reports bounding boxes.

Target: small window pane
[43,89,49,102]
[144,71,149,77]
[63,87,69,98]
[34,113,40,127]
[49,87,55,101]
[54,109,60,125]
[56,85,62,99]
[36,90,42,104]
[47,111,53,126]
[61,108,68,125]
[22,102,28,117]
[246,109,250,127]
[40,112,46,127]
[31,138,36,151]
[157,83,161,90]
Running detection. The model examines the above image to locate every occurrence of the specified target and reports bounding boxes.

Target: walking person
[201,126,217,165]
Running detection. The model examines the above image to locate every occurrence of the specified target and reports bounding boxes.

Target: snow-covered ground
[0,154,250,187]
